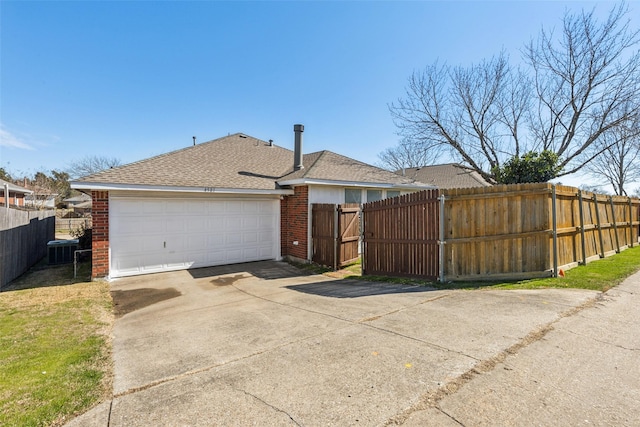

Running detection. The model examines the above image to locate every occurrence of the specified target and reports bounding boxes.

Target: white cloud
[0,125,34,150]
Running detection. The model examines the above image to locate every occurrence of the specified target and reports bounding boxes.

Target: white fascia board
[276,178,435,190]
[70,181,295,196]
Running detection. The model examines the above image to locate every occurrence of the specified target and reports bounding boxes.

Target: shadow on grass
[1,257,92,292]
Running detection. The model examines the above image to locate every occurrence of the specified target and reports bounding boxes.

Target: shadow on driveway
[187,260,311,281]
[286,279,437,298]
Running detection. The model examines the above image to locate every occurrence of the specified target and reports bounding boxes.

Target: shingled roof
[280,151,425,187]
[72,133,430,192]
[398,164,493,189]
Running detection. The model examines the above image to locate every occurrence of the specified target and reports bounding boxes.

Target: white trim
[277,178,434,190]
[71,181,294,195]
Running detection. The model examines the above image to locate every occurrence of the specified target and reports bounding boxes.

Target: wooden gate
[362,190,440,280]
[311,203,361,269]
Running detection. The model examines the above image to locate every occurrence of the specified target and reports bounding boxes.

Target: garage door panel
[225,201,242,214]
[226,233,242,245]
[242,216,259,229]
[225,216,242,229]
[110,197,279,277]
[141,200,164,215]
[185,217,206,231]
[243,232,258,244]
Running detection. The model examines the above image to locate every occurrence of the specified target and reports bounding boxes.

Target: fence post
[552,185,558,278]
[609,196,620,253]
[3,183,8,209]
[628,197,634,248]
[359,208,365,275]
[333,205,339,271]
[578,190,587,265]
[593,194,605,258]
[438,194,445,283]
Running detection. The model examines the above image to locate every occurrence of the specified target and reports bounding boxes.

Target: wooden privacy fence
[362,190,440,280]
[0,207,55,289]
[55,217,92,233]
[360,183,640,282]
[311,203,360,270]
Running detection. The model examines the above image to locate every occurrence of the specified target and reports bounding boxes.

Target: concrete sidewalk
[403,269,640,426]
[65,261,619,426]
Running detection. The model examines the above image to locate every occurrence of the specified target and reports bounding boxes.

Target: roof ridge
[300,150,329,177]
[80,132,283,180]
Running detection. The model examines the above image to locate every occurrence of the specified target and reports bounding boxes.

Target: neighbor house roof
[72,133,432,193]
[398,164,493,189]
[0,179,33,195]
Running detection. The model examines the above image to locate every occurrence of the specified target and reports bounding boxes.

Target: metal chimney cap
[294,124,304,132]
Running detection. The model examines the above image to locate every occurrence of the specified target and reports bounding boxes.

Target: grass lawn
[335,244,640,292]
[0,261,113,427]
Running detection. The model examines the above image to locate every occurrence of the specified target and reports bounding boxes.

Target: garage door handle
[164,241,166,248]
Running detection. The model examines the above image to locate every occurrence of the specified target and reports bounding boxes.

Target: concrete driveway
[68,261,599,426]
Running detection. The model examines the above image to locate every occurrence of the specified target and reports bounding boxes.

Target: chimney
[293,124,304,171]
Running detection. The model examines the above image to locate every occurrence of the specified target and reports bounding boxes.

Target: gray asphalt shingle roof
[74,133,430,190]
[398,164,493,189]
[75,134,294,190]
[281,151,425,186]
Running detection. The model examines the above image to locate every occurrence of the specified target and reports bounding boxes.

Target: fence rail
[0,207,55,289]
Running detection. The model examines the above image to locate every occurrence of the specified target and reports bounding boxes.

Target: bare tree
[67,155,121,179]
[390,53,527,182]
[377,138,445,171]
[525,3,640,177]
[583,116,640,195]
[389,3,640,182]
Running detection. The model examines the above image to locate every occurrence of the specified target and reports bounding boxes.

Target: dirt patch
[111,288,181,318]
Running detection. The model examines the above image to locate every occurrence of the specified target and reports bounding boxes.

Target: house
[398,163,492,189]
[24,194,58,209]
[63,193,92,215]
[71,125,432,279]
[0,179,33,207]
[64,192,92,208]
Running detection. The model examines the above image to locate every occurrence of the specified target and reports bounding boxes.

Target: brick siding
[91,190,109,278]
[281,185,309,260]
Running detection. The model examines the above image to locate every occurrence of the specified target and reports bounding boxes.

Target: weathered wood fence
[55,217,92,233]
[360,183,640,282]
[362,190,440,280]
[0,207,55,289]
[311,203,360,270]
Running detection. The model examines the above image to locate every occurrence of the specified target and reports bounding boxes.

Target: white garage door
[110,197,279,277]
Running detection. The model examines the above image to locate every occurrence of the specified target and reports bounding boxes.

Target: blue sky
[0,0,628,185]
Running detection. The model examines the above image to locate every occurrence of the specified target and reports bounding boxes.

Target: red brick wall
[91,191,109,278]
[281,185,309,260]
